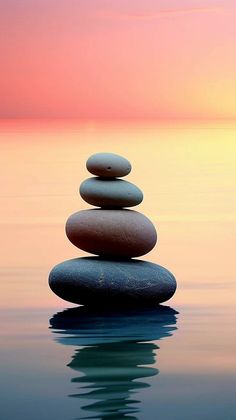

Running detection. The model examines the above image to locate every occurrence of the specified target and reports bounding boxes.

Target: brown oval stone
[65,209,157,258]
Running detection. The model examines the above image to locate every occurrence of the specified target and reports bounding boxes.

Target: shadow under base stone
[49,257,177,306]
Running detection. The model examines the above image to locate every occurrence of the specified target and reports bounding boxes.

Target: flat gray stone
[86,153,131,178]
[79,177,143,208]
[49,257,177,306]
[66,209,157,258]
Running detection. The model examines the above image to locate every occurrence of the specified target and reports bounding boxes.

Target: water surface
[0,120,235,419]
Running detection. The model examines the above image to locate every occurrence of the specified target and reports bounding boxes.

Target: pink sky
[1,0,236,119]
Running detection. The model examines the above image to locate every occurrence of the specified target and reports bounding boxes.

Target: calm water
[0,120,236,419]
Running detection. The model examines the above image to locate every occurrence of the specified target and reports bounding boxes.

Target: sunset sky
[1,0,236,119]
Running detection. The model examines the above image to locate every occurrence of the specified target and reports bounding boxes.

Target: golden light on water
[1,120,236,309]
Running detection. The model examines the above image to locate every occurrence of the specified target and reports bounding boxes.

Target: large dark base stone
[49,257,177,306]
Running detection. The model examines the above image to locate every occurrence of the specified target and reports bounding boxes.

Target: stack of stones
[49,153,177,307]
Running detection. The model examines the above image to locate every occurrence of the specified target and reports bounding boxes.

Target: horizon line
[1,117,236,122]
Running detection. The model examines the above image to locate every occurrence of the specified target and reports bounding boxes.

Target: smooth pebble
[49,257,177,306]
[86,153,131,178]
[80,177,143,208]
[66,209,157,258]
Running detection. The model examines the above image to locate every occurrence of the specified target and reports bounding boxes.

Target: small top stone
[86,153,131,178]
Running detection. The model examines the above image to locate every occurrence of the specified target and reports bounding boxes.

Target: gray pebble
[86,153,131,178]
[49,257,177,306]
[80,177,143,208]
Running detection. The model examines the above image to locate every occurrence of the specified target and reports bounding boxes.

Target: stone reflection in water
[50,306,178,419]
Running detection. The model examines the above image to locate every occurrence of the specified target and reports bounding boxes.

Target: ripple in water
[50,306,178,419]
